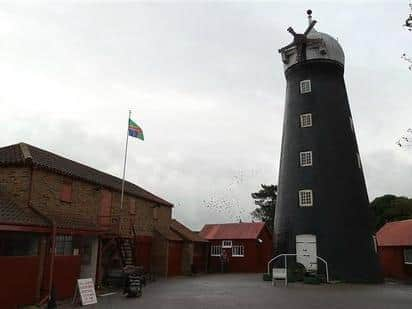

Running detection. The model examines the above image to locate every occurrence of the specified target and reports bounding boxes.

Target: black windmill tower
[274,10,382,282]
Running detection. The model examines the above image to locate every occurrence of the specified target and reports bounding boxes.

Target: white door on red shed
[296,234,317,271]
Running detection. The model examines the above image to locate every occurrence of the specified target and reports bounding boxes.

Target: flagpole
[120,110,131,209]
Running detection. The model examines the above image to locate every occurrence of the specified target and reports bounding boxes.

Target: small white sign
[77,278,97,305]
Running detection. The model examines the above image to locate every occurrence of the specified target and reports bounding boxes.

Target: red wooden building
[376,219,412,280]
[200,222,273,273]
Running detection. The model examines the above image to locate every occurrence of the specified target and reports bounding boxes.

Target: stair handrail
[266,253,329,283]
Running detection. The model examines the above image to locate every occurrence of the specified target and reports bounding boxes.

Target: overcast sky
[0,1,411,230]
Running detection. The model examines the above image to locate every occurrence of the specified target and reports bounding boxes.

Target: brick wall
[0,166,31,206]
[154,206,172,232]
[133,199,155,236]
[0,165,172,235]
[30,168,100,226]
[1,165,173,276]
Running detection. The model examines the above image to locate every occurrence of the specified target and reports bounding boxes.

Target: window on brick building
[60,179,73,203]
[0,232,39,256]
[153,206,158,220]
[55,235,73,255]
[99,190,112,226]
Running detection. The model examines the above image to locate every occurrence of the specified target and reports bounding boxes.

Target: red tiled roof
[377,219,412,246]
[0,143,173,207]
[199,222,267,240]
[171,219,207,243]
[0,198,49,227]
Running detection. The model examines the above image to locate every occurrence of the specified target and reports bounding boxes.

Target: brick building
[0,142,174,307]
[376,219,412,280]
[200,222,273,273]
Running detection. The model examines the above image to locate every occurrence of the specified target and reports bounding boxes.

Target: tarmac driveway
[65,273,412,309]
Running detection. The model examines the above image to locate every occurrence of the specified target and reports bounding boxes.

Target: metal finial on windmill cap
[307,9,313,24]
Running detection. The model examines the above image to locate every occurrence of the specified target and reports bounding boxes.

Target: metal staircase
[118,238,135,267]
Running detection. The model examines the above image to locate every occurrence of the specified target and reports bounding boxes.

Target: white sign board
[77,278,97,305]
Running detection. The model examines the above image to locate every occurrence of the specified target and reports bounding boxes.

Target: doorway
[296,234,317,271]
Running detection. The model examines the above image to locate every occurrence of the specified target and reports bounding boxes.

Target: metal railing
[266,253,329,283]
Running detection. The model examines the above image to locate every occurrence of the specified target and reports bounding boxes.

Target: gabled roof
[0,198,49,227]
[0,143,173,207]
[200,222,267,240]
[155,228,183,241]
[377,219,412,246]
[170,219,207,243]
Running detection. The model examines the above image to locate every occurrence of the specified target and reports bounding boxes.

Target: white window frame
[55,235,73,256]
[232,245,245,257]
[300,80,311,94]
[300,113,312,128]
[404,248,412,264]
[300,151,313,167]
[211,245,222,257]
[222,240,232,248]
[299,190,313,207]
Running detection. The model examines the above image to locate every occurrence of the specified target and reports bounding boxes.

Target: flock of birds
[396,128,412,148]
[201,169,263,222]
[401,53,412,71]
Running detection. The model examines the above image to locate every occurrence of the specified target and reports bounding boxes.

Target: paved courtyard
[65,274,412,309]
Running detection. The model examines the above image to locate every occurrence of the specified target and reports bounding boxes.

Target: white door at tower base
[296,234,317,271]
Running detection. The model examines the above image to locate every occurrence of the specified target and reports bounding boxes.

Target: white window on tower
[299,190,313,207]
[300,151,313,167]
[300,80,311,94]
[222,240,232,248]
[300,113,312,128]
[357,153,362,169]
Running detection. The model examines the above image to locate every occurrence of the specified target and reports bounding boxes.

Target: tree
[371,194,412,232]
[250,184,277,232]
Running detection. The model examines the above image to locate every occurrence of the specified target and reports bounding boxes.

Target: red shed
[200,222,273,273]
[376,219,412,280]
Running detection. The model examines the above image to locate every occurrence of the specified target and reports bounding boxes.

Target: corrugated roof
[199,222,266,240]
[0,143,173,207]
[0,198,49,227]
[377,219,412,246]
[170,219,208,243]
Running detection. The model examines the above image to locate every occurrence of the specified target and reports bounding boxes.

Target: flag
[128,118,144,140]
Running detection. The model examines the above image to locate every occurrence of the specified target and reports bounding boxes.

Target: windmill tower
[274,10,382,282]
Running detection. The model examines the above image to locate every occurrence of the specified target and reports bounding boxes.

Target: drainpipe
[26,165,56,306]
[34,211,56,306]
[20,143,57,306]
